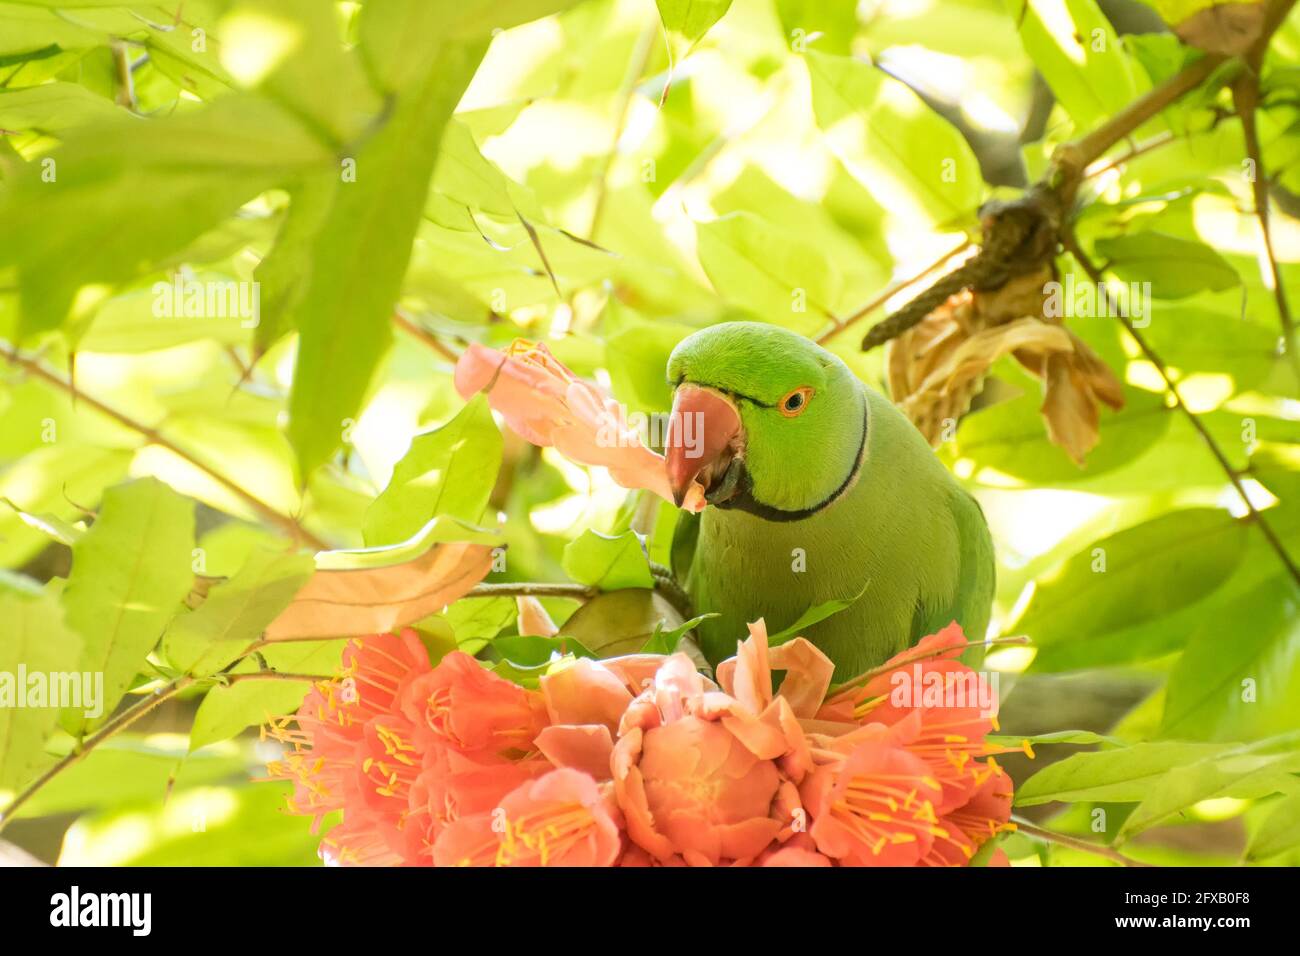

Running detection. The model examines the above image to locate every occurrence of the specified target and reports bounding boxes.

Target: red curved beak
[665,385,743,507]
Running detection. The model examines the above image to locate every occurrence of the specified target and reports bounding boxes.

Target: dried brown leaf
[265,518,500,640]
[1173,3,1265,55]
[887,264,1126,464]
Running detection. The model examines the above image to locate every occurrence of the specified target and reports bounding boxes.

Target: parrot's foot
[649,562,694,620]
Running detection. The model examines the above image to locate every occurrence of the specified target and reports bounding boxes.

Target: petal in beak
[665,385,743,507]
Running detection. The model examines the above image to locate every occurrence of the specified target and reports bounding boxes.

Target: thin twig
[588,19,658,242]
[466,581,598,600]
[0,678,194,833]
[221,670,322,685]
[0,342,330,551]
[1085,131,1177,180]
[1055,53,1226,195]
[1233,73,1300,382]
[857,53,1231,354]
[817,238,972,345]
[110,41,136,110]
[1066,236,1300,586]
[391,311,461,363]
[1012,816,1154,867]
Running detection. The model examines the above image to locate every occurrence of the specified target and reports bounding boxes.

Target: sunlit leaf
[1094,232,1239,299]
[364,394,502,546]
[61,478,195,736]
[561,528,654,590]
[163,549,315,677]
[0,584,81,790]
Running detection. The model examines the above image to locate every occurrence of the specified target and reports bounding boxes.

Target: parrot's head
[664,322,867,520]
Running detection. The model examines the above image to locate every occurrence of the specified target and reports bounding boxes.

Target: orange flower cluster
[267,622,1026,866]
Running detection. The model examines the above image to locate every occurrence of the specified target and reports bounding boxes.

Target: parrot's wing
[952,489,996,638]
[911,488,996,664]
[670,507,701,588]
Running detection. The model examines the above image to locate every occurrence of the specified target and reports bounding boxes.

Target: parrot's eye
[779,387,813,417]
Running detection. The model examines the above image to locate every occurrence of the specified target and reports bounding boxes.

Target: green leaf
[806,50,982,225]
[774,0,859,55]
[1017,508,1249,668]
[492,633,596,667]
[433,119,533,219]
[286,32,487,478]
[77,274,256,354]
[1161,575,1300,741]
[695,211,842,329]
[0,445,133,570]
[560,589,685,658]
[0,93,333,339]
[1248,791,1300,861]
[655,0,734,45]
[188,640,345,751]
[0,7,106,58]
[430,596,518,653]
[363,395,503,546]
[0,82,123,134]
[947,383,1171,488]
[253,173,339,354]
[1251,443,1300,504]
[490,657,554,689]
[6,734,248,821]
[61,478,195,735]
[190,679,309,753]
[767,581,870,646]
[1006,0,1142,130]
[561,529,654,590]
[143,13,234,100]
[604,313,692,414]
[162,549,315,677]
[987,729,1123,748]
[1,496,82,546]
[0,584,82,790]
[1094,232,1239,299]
[1015,741,1229,806]
[642,612,719,655]
[1117,733,1300,841]
[249,0,381,147]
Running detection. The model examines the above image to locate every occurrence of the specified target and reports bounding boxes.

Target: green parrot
[663,321,994,681]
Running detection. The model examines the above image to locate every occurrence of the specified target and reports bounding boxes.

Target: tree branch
[1012,816,1154,867]
[391,311,461,363]
[1065,236,1300,587]
[0,677,194,834]
[858,52,1228,353]
[1052,53,1226,199]
[1232,73,1300,382]
[588,19,658,242]
[0,342,330,550]
[817,238,972,345]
